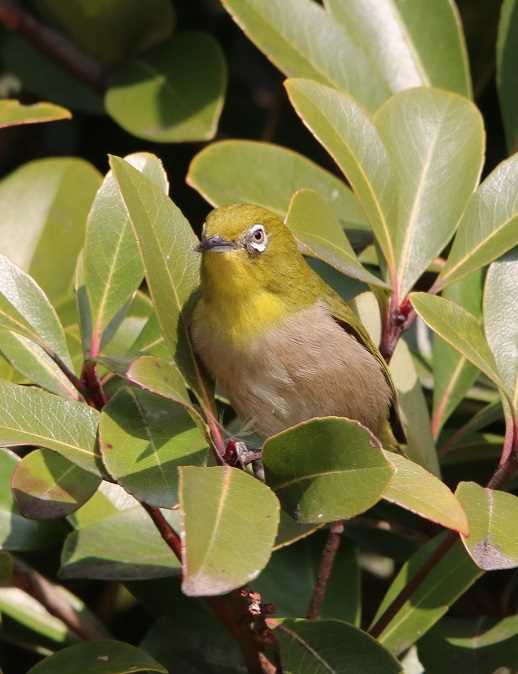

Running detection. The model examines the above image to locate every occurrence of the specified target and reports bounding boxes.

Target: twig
[81,360,107,409]
[307,521,344,619]
[141,503,182,558]
[12,557,110,641]
[0,0,105,91]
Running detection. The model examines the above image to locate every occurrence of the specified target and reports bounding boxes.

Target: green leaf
[432,271,483,437]
[12,449,100,520]
[106,33,226,143]
[101,387,207,508]
[263,417,394,524]
[325,0,471,97]
[484,248,518,414]
[497,0,518,152]
[286,189,386,287]
[100,355,191,409]
[383,452,468,534]
[84,152,168,357]
[275,619,402,673]
[187,140,368,231]
[0,254,73,367]
[274,510,323,550]
[26,640,166,674]
[0,329,79,398]
[456,481,518,570]
[2,34,103,114]
[285,78,397,277]
[375,87,484,298]
[436,153,518,289]
[0,449,65,550]
[62,484,181,580]
[411,293,502,387]
[419,615,518,673]
[0,157,101,305]
[0,99,71,128]
[221,0,387,111]
[109,155,207,402]
[33,0,175,64]
[0,381,102,476]
[389,338,439,475]
[179,465,280,596]
[372,534,482,654]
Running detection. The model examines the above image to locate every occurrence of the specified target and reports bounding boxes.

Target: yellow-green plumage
[191,203,399,446]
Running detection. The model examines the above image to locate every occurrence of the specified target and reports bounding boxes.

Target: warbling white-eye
[192,203,401,448]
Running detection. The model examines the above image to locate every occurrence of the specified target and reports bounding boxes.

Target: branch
[81,360,108,409]
[0,0,105,91]
[307,521,344,619]
[12,557,110,641]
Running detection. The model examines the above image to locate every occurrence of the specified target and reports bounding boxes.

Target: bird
[191,203,401,448]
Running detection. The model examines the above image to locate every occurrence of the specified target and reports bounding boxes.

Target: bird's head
[196,203,310,304]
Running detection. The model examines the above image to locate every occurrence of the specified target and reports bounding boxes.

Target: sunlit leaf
[263,417,394,524]
[179,466,279,596]
[187,140,368,230]
[375,87,484,298]
[0,99,71,128]
[106,33,226,142]
[12,449,100,520]
[456,481,518,570]
[286,189,386,287]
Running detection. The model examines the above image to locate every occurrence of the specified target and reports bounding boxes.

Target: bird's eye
[246,224,268,254]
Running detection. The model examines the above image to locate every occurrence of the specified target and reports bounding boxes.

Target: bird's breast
[191,301,391,439]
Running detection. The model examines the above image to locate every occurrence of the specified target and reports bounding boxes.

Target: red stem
[307,521,344,619]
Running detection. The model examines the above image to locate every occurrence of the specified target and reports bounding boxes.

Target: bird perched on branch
[191,203,402,448]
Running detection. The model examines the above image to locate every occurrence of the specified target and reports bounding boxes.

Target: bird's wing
[321,286,406,445]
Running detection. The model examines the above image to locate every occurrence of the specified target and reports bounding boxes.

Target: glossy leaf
[0,381,102,476]
[84,152,168,357]
[0,329,79,398]
[276,619,401,673]
[0,157,101,305]
[285,78,397,276]
[456,481,518,570]
[383,452,468,534]
[0,449,65,550]
[62,486,181,580]
[263,417,394,524]
[0,254,72,367]
[411,293,502,387]
[375,87,484,298]
[12,449,100,520]
[0,99,71,128]
[432,271,483,437]
[372,534,483,654]
[325,0,471,97]
[109,155,207,401]
[497,0,518,151]
[484,248,518,413]
[221,0,387,111]
[179,465,279,596]
[419,615,518,673]
[34,0,175,63]
[436,153,518,289]
[26,640,166,674]
[101,387,207,508]
[389,338,439,475]
[187,140,368,230]
[286,189,386,287]
[106,33,226,143]
[274,510,323,550]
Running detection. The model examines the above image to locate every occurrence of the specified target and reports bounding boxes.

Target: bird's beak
[195,235,236,253]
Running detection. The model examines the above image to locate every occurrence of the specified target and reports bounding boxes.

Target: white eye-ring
[246,223,268,254]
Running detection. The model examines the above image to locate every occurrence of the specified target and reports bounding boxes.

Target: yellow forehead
[204,203,282,241]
